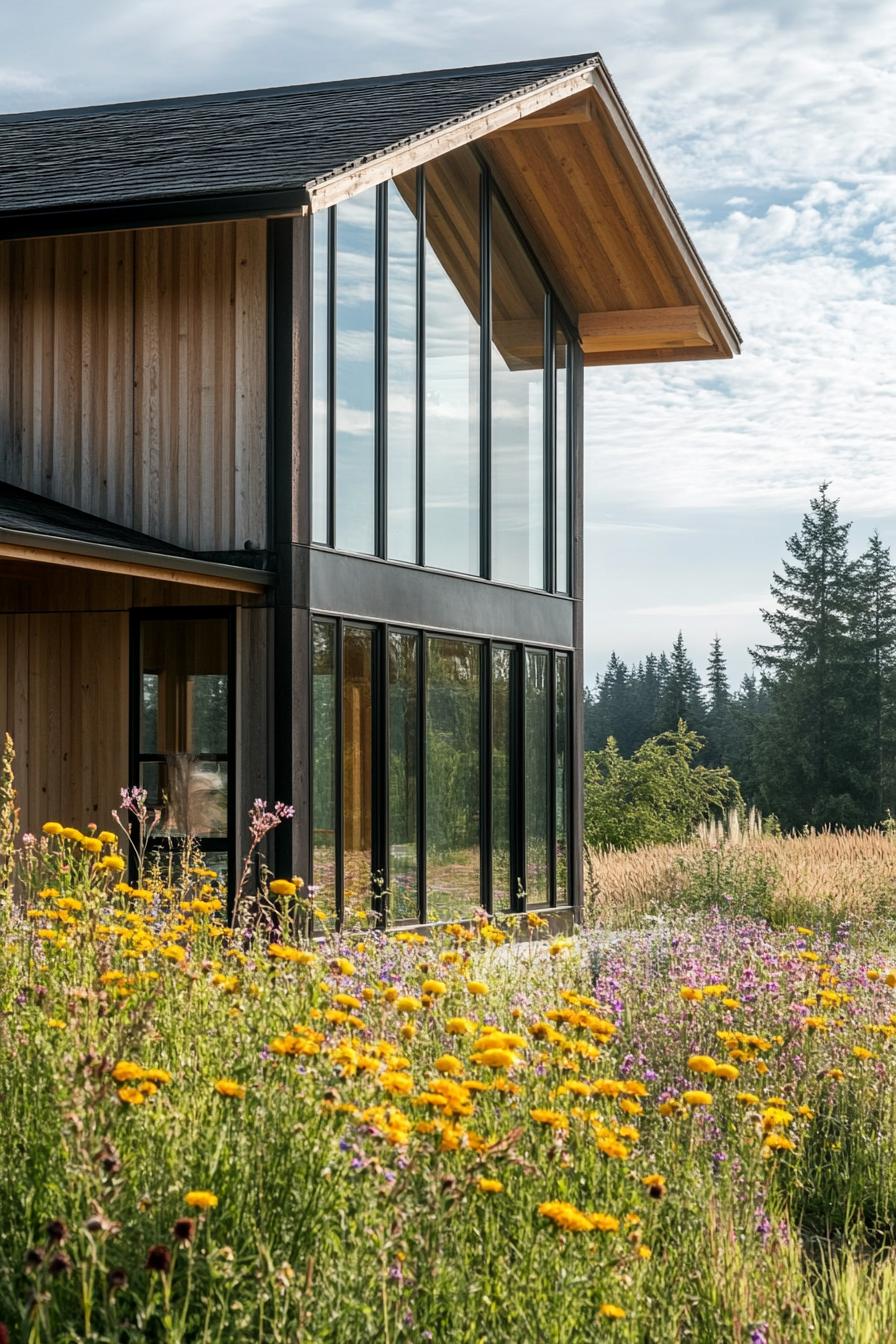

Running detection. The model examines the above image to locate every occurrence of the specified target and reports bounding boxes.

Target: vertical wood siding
[0,221,268,552]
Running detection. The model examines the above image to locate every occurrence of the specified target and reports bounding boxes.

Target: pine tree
[704,636,730,765]
[855,531,896,817]
[751,484,869,827]
[657,633,705,734]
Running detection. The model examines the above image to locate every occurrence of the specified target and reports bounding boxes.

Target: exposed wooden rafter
[578,305,714,355]
[494,99,594,131]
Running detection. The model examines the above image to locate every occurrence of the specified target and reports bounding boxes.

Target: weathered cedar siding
[0,221,267,552]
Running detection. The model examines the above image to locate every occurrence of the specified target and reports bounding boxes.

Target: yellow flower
[642,1173,666,1198]
[762,1133,796,1154]
[712,1062,739,1081]
[185,1190,218,1210]
[687,1054,716,1074]
[42,821,64,835]
[61,827,84,842]
[161,945,187,963]
[214,1078,246,1099]
[852,1046,875,1060]
[98,830,117,845]
[527,912,548,930]
[538,1200,595,1233]
[735,1091,760,1106]
[117,1086,145,1105]
[530,1108,568,1129]
[395,995,422,1014]
[421,979,447,996]
[394,931,427,944]
[333,957,356,976]
[435,1054,464,1076]
[481,925,507,945]
[466,980,489,996]
[269,879,297,897]
[680,987,703,1003]
[549,937,574,957]
[446,1017,477,1036]
[268,943,316,965]
[471,1047,518,1070]
[599,1304,626,1320]
[100,854,126,872]
[589,1213,620,1232]
[681,1090,713,1107]
[112,1060,144,1083]
[477,1178,503,1193]
[46,1018,66,1030]
[638,1245,652,1260]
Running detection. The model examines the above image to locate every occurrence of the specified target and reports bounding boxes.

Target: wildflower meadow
[3,751,896,1340]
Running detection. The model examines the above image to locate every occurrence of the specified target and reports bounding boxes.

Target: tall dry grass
[584,825,896,936]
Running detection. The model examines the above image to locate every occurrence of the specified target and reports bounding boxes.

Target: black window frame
[309,617,573,928]
[128,606,236,904]
[309,151,577,599]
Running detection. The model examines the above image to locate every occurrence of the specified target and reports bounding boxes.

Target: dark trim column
[570,341,585,920]
[269,215,312,884]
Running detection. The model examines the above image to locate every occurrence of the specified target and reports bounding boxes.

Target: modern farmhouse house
[0,54,739,925]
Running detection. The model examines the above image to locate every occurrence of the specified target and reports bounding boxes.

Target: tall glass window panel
[388,631,419,921]
[138,618,229,847]
[334,191,377,554]
[312,622,337,922]
[555,326,571,595]
[387,176,419,563]
[491,197,546,589]
[426,637,481,920]
[492,647,513,912]
[343,626,374,924]
[555,653,570,906]
[311,212,330,544]
[525,649,550,906]
[424,151,481,576]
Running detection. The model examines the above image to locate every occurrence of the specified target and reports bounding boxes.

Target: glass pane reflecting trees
[425,636,481,920]
[491,197,546,588]
[492,646,513,912]
[555,326,570,595]
[312,621,337,920]
[334,191,377,554]
[555,653,569,905]
[389,631,418,921]
[525,650,549,906]
[312,214,330,544]
[343,626,374,922]
[423,151,481,576]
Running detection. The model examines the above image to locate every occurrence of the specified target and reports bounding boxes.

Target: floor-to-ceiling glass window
[555,325,570,595]
[136,614,230,885]
[491,197,546,588]
[334,189,377,554]
[555,652,569,906]
[311,214,330,544]
[387,175,419,563]
[425,636,481,920]
[524,649,550,906]
[312,621,338,920]
[388,630,419,921]
[343,625,374,922]
[423,151,481,576]
[492,646,513,912]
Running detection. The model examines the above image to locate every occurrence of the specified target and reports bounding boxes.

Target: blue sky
[3,0,895,685]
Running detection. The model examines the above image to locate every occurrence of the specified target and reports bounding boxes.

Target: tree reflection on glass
[426,637,481,919]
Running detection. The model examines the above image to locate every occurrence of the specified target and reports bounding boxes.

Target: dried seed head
[45,1220,68,1245]
[24,1246,45,1272]
[47,1253,72,1278]
[145,1244,172,1273]
[172,1218,196,1244]
[107,1267,128,1292]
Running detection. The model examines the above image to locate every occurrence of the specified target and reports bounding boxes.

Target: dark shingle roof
[0,54,599,223]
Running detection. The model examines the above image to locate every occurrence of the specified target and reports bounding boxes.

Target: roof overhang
[305,60,740,367]
[0,526,273,593]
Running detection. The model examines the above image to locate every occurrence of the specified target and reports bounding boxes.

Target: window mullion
[480,166,492,581]
[416,168,426,569]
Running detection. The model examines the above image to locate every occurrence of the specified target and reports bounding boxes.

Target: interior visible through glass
[492,646,513,912]
[343,625,374,923]
[426,636,481,920]
[555,653,569,905]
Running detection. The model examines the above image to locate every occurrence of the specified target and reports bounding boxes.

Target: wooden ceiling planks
[482,84,739,366]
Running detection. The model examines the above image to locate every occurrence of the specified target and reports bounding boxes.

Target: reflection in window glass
[424,151,481,576]
[491,196,546,588]
[388,631,418,921]
[525,649,549,906]
[334,191,377,554]
[343,626,374,923]
[312,621,337,920]
[138,618,229,844]
[556,327,570,595]
[492,647,513,912]
[387,177,418,563]
[426,637,480,920]
[556,653,569,905]
[312,212,330,544]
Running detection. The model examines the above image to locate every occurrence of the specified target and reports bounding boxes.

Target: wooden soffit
[306,61,740,368]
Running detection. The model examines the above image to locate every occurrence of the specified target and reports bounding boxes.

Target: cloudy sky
[3,0,895,684]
